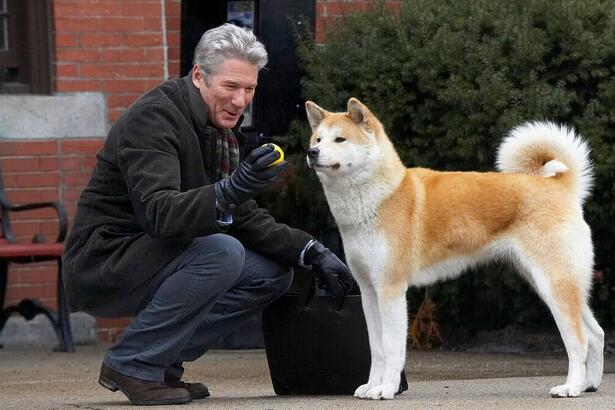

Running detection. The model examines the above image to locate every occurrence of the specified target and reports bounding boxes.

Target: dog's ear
[305,101,327,130]
[347,98,371,127]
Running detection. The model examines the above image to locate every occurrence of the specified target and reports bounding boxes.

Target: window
[0,0,52,94]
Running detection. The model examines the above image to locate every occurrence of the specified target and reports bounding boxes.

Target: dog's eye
[316,138,321,143]
[335,137,346,143]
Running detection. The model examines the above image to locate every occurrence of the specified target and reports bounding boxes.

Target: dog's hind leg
[518,254,588,398]
[354,281,385,398]
[582,304,604,392]
[364,286,407,400]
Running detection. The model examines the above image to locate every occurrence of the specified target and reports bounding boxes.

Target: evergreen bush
[263,0,615,337]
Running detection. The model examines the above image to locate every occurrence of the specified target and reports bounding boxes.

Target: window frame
[0,0,52,95]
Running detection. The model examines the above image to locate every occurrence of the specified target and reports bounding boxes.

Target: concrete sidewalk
[0,344,613,409]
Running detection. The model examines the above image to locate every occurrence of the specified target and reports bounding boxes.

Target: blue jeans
[87,234,293,382]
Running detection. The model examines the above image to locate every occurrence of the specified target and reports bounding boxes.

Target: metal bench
[0,166,74,352]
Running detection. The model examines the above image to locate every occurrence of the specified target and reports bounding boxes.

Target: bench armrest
[1,194,68,244]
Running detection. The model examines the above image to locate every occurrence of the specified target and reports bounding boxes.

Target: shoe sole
[99,375,192,405]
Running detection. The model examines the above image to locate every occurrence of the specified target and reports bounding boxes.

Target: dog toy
[264,143,284,167]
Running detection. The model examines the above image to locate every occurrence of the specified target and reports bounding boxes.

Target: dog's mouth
[311,162,341,171]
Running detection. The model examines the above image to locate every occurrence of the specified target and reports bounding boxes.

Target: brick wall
[315,0,401,42]
[53,0,181,123]
[2,0,397,344]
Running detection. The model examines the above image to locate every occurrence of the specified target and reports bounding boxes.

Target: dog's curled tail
[496,121,593,204]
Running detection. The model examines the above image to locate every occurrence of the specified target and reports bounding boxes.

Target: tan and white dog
[305,98,604,400]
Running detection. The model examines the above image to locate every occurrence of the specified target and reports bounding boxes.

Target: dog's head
[305,98,385,180]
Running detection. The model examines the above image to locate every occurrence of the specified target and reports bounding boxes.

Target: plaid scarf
[212,127,239,180]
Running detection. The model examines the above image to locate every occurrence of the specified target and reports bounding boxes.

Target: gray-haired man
[62,23,353,405]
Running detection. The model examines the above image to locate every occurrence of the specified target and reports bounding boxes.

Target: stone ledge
[0,93,108,139]
[0,312,98,349]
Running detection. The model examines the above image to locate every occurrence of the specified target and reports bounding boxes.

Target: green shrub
[264,0,615,335]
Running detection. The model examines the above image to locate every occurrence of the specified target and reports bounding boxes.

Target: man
[62,23,353,405]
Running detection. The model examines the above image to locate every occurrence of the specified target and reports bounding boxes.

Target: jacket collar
[182,73,212,136]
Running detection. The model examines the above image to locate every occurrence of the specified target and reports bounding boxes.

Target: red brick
[121,2,161,17]
[165,0,181,16]
[18,269,57,286]
[61,139,104,155]
[12,141,59,156]
[1,158,41,172]
[54,1,122,17]
[80,33,124,47]
[56,48,100,63]
[55,33,80,47]
[56,63,79,77]
[123,33,163,47]
[101,48,146,63]
[165,15,179,31]
[55,17,100,32]
[145,48,165,61]
[56,79,102,92]
[166,44,180,62]
[99,17,145,32]
[166,32,179,47]
[40,188,62,202]
[80,63,126,78]
[124,64,164,78]
[14,173,60,189]
[3,189,43,204]
[143,18,162,31]
[40,157,60,171]
[108,109,124,124]
[102,79,148,93]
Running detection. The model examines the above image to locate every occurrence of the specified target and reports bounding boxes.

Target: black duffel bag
[262,271,408,395]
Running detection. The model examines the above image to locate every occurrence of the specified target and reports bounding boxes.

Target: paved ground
[0,344,613,409]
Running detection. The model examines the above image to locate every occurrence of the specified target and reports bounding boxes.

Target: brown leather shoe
[99,363,192,405]
[165,373,210,399]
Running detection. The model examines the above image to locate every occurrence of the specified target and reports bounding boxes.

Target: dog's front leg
[365,291,407,400]
[354,282,384,398]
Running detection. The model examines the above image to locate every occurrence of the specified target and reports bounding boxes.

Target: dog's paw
[550,384,582,398]
[365,384,396,400]
[354,383,372,398]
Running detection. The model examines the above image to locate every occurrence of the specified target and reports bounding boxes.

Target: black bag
[262,273,408,395]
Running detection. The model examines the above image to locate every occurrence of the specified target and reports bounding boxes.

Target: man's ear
[305,101,328,131]
[191,64,202,88]
[347,97,371,127]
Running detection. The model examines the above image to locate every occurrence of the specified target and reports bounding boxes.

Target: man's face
[192,58,259,129]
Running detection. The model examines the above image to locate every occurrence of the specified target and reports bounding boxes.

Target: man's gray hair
[193,23,268,83]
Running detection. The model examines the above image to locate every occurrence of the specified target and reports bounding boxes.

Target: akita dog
[305,98,604,400]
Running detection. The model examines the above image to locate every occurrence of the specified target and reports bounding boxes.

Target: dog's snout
[308,147,320,158]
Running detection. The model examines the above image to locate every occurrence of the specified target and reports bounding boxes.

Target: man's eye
[334,137,346,143]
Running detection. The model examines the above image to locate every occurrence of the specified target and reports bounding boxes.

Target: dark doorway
[181,0,315,139]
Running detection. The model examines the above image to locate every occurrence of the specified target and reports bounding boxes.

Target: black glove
[214,144,286,210]
[304,241,354,297]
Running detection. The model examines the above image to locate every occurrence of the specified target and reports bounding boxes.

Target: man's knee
[186,234,246,284]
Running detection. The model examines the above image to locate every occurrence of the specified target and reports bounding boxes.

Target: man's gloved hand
[304,241,354,297]
[214,144,286,210]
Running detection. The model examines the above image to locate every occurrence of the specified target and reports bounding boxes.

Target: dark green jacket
[62,75,313,312]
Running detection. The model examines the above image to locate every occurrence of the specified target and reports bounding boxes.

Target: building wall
[0,0,399,343]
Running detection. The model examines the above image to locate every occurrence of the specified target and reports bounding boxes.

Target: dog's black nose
[308,147,319,158]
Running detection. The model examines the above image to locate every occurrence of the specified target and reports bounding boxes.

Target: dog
[305,98,604,400]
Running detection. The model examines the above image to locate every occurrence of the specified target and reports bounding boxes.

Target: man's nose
[231,89,249,108]
[308,147,319,158]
